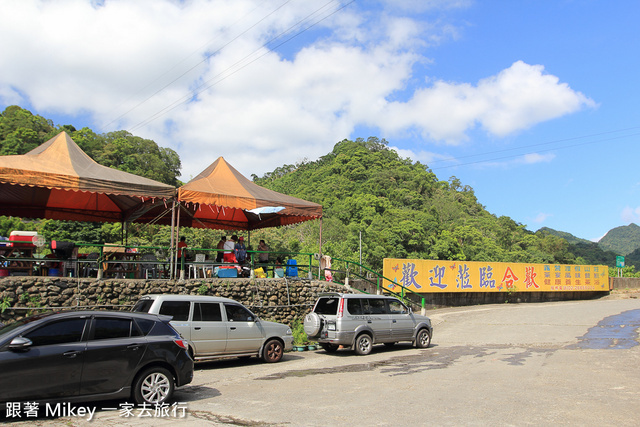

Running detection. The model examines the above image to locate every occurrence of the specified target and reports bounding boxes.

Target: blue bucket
[48,268,60,276]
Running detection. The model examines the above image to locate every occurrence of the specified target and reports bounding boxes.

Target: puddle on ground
[256,310,640,380]
[566,309,640,350]
[256,345,554,380]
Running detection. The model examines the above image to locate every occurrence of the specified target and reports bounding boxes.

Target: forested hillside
[537,227,621,269]
[0,105,623,273]
[598,223,640,255]
[0,105,181,186]
[537,227,591,245]
[252,137,575,270]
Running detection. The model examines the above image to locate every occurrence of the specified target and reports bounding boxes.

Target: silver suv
[132,295,293,362]
[304,293,432,355]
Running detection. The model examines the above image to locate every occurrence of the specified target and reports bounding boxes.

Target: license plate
[328,324,336,331]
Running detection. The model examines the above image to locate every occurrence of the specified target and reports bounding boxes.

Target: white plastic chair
[141,253,158,279]
[201,258,215,278]
[189,254,204,278]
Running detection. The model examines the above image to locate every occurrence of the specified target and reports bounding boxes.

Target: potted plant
[290,319,308,351]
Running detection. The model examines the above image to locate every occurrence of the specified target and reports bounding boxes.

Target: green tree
[98,130,181,186]
[0,105,54,153]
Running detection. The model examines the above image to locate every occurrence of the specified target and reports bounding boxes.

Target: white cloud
[0,1,595,181]
[621,206,640,224]
[521,153,555,164]
[390,146,450,166]
[532,212,552,224]
[380,61,596,143]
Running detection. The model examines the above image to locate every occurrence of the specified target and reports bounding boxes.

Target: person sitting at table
[274,257,285,278]
[44,253,62,276]
[216,234,225,263]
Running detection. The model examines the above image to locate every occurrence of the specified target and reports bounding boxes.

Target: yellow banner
[383,259,609,293]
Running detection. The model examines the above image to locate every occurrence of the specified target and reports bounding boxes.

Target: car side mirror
[9,336,32,351]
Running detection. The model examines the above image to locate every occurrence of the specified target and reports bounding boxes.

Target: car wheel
[320,343,339,353]
[415,328,431,349]
[133,367,174,405]
[303,312,323,338]
[262,339,284,363]
[354,334,372,355]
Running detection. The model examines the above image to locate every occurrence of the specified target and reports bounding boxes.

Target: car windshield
[314,297,339,315]
[132,299,154,313]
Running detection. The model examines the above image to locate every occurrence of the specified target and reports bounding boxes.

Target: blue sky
[1,0,638,242]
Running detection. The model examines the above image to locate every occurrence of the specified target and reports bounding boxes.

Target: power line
[430,129,640,170]
[429,126,640,165]
[129,0,354,133]
[101,0,294,132]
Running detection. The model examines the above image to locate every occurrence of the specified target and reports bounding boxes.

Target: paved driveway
[8,292,640,426]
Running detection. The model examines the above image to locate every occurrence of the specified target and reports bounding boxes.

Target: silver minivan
[132,294,293,362]
[304,293,432,355]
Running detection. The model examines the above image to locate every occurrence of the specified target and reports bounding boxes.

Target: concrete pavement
[8,292,640,426]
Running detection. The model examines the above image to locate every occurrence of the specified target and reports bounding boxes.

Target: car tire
[354,334,373,355]
[320,343,339,353]
[415,328,431,349]
[133,367,175,405]
[262,338,284,363]
[303,312,323,338]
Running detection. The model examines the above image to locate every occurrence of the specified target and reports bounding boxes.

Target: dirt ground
[603,288,640,300]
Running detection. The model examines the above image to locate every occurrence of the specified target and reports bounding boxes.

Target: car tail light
[174,339,189,349]
[337,298,344,318]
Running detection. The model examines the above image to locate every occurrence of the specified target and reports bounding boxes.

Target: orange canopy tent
[175,157,322,230]
[0,131,175,224]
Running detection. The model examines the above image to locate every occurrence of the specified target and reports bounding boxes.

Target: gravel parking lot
[7,291,640,426]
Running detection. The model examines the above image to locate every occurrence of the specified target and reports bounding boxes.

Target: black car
[0,311,193,405]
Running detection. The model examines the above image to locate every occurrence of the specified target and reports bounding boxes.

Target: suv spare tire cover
[304,312,322,337]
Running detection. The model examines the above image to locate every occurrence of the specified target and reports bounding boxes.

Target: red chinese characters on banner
[524,266,539,289]
[501,266,519,289]
[382,259,609,293]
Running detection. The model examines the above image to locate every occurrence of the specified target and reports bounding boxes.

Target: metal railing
[2,240,423,311]
[1,239,319,280]
[322,256,426,313]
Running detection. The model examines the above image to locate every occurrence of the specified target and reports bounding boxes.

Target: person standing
[257,239,269,274]
[223,235,237,263]
[177,236,188,271]
[234,236,247,264]
[257,240,269,263]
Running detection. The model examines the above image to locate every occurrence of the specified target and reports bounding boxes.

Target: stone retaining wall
[0,277,349,325]
[611,277,640,289]
[2,276,631,326]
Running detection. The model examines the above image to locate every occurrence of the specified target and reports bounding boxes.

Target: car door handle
[194,327,201,330]
[63,350,81,358]
[230,327,236,330]
[127,344,141,351]
[392,320,397,323]
[367,320,372,323]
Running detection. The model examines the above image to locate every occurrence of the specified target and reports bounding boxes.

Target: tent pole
[176,206,183,280]
[318,217,323,280]
[169,199,176,280]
